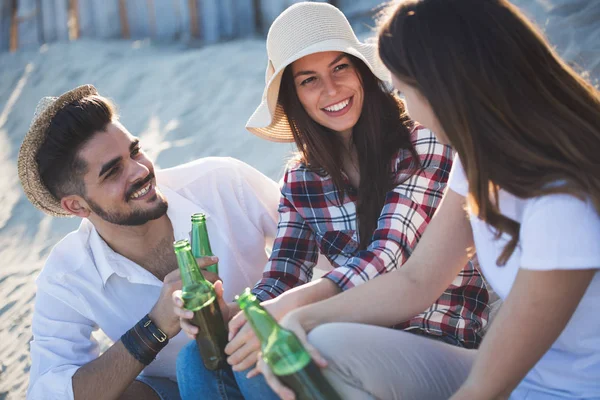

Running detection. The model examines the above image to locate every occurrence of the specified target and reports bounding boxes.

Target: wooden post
[69,0,79,40]
[9,0,18,51]
[188,0,199,38]
[119,0,130,38]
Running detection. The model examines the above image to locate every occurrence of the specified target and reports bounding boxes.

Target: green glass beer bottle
[235,289,341,400]
[174,239,227,370]
[191,213,219,275]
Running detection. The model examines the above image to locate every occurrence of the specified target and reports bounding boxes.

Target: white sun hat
[245,1,391,143]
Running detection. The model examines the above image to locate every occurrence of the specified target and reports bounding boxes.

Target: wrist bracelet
[121,329,156,365]
[138,315,169,349]
[121,315,169,365]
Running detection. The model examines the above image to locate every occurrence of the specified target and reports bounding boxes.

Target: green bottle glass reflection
[191,213,219,275]
[174,239,227,370]
[235,289,341,400]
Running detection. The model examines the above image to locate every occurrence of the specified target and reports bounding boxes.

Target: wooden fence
[0,0,385,52]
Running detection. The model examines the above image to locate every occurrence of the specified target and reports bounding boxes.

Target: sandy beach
[1,1,598,398]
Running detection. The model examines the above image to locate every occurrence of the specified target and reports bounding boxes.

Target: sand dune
[1,1,598,398]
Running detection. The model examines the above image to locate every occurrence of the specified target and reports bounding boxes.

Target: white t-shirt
[448,156,600,399]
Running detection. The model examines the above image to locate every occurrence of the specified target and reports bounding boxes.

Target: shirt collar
[90,184,209,286]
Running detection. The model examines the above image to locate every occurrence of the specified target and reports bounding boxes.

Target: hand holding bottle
[148,269,184,339]
[225,295,293,372]
[253,310,328,400]
[165,255,225,339]
[172,275,234,340]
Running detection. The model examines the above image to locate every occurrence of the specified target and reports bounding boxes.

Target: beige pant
[307,323,477,400]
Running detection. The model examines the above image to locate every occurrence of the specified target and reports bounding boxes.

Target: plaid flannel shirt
[252,126,489,348]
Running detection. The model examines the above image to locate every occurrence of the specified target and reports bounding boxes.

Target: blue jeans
[137,375,181,400]
[176,340,279,400]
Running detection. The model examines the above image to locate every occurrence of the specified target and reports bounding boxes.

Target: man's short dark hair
[36,95,116,199]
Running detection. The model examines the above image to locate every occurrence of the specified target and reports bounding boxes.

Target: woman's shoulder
[280,160,328,200]
[393,123,453,174]
[409,124,447,154]
[283,158,328,183]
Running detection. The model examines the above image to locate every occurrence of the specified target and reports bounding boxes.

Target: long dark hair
[378,0,600,264]
[279,55,418,248]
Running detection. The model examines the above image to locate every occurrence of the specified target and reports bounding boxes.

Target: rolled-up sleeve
[251,192,319,302]
[251,166,321,301]
[27,290,99,400]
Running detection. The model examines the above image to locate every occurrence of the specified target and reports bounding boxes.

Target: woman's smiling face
[291,51,364,137]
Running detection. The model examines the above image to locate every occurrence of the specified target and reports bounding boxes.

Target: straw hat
[246,1,391,143]
[17,84,98,217]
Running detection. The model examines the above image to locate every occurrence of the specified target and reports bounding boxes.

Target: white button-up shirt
[27,157,281,400]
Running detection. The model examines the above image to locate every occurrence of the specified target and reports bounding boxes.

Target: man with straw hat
[19,85,283,400]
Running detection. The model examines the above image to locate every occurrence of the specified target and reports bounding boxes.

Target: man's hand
[197,255,221,284]
[148,269,183,338]
[172,255,239,340]
[172,279,237,340]
[150,256,219,338]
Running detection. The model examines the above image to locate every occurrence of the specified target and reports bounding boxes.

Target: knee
[307,323,348,356]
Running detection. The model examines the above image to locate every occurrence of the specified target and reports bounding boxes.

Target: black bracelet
[120,315,169,365]
[121,329,156,365]
[137,315,169,351]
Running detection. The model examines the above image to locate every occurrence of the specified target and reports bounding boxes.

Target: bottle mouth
[235,288,257,309]
[191,213,206,222]
[173,239,191,250]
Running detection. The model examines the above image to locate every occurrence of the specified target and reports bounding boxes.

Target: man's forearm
[72,340,146,400]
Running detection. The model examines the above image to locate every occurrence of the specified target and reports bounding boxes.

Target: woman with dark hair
[173,2,489,399]
[257,0,600,399]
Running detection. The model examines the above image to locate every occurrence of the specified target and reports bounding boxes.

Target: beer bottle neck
[175,247,207,287]
[244,304,280,345]
[191,221,213,258]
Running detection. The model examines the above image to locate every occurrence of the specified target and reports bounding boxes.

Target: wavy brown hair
[279,55,418,248]
[378,0,600,265]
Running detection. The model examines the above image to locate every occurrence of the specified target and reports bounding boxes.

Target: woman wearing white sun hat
[174,2,489,399]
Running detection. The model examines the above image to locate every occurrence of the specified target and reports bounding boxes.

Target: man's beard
[85,186,169,226]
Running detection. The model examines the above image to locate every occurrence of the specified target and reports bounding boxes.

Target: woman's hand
[225,295,295,372]
[254,311,328,400]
